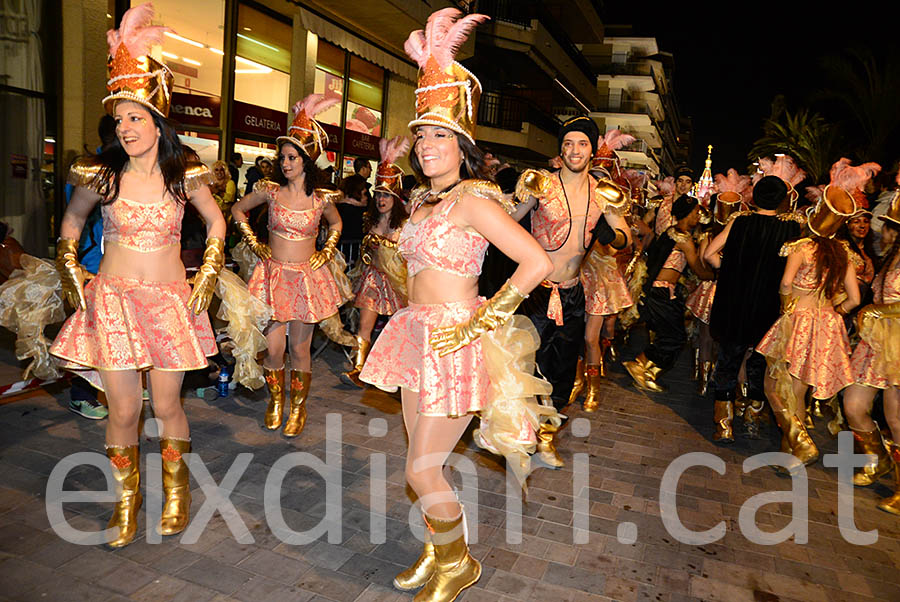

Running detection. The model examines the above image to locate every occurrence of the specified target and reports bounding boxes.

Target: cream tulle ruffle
[0,255,65,380]
[215,269,272,389]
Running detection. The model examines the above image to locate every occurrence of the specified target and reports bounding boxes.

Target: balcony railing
[593,62,654,77]
[478,90,561,135]
[595,98,651,115]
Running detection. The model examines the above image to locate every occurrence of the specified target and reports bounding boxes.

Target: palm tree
[748,97,841,184]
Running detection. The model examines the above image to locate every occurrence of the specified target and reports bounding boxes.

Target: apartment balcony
[592,61,654,77]
[477,89,561,160]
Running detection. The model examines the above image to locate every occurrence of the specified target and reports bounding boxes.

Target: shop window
[235,4,291,113]
[152,0,225,98]
[347,55,383,136]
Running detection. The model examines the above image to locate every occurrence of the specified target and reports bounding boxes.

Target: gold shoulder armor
[66,157,108,194]
[515,168,552,202]
[409,185,431,209]
[777,210,807,224]
[315,188,343,204]
[725,210,754,224]
[779,237,812,257]
[457,179,515,214]
[184,163,215,193]
[666,227,691,245]
[253,178,280,199]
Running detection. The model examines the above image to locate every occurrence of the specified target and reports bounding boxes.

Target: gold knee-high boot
[712,400,734,443]
[264,366,285,430]
[283,370,310,438]
[415,512,481,602]
[341,336,371,388]
[105,445,142,548]
[158,438,191,536]
[774,408,818,468]
[582,364,602,412]
[852,425,892,487]
[568,357,585,404]
[536,419,564,469]
[394,520,435,591]
[878,444,900,515]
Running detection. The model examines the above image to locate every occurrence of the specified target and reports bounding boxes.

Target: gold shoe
[158,438,191,536]
[733,398,747,419]
[712,400,734,443]
[415,512,481,602]
[568,357,585,405]
[264,366,285,430]
[741,400,765,440]
[623,354,648,390]
[394,534,435,591]
[877,445,900,515]
[283,370,310,438]
[341,336,371,388]
[811,397,825,418]
[105,445,142,548]
[852,426,892,487]
[774,409,818,468]
[582,364,602,413]
[698,361,713,396]
[639,355,666,393]
[536,421,564,469]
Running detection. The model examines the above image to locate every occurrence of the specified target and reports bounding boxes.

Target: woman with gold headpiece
[49,4,226,548]
[359,9,555,601]
[342,136,410,387]
[842,191,900,512]
[756,177,866,470]
[232,94,353,439]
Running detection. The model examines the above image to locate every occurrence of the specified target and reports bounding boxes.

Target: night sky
[600,2,899,177]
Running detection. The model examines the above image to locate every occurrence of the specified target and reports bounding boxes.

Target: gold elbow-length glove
[309,228,341,271]
[429,281,527,356]
[55,237,91,311]
[236,221,271,260]
[187,237,225,314]
[780,292,797,315]
[857,301,900,332]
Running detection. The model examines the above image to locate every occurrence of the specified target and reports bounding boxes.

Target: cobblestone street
[2,333,900,602]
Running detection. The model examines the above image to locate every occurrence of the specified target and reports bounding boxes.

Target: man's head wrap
[558,116,599,155]
[753,175,788,210]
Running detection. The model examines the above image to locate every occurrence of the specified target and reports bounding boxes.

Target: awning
[298,8,417,82]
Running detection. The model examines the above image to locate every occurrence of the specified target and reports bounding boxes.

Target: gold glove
[236,221,271,260]
[857,302,900,331]
[429,281,527,356]
[360,233,377,266]
[309,228,341,271]
[55,238,90,311]
[780,292,797,315]
[515,169,551,201]
[187,237,225,314]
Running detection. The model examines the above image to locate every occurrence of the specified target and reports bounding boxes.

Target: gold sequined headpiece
[404,9,489,145]
[373,136,410,198]
[102,3,175,117]
[276,94,339,161]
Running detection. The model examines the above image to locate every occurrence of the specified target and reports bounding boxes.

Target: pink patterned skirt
[581,249,633,316]
[50,273,216,383]
[850,316,900,390]
[248,257,344,323]
[686,280,717,324]
[756,305,853,399]
[353,265,405,316]
[359,298,489,417]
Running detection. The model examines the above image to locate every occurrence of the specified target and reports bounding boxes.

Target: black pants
[520,282,585,410]
[639,286,686,370]
[713,341,767,402]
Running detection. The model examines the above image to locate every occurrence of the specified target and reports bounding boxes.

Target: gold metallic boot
[774,409,818,468]
[264,366,285,430]
[852,426,892,487]
[283,370,310,438]
[536,420,564,469]
[712,401,734,443]
[415,512,481,602]
[698,361,713,396]
[691,348,701,381]
[582,365,602,412]
[341,336,371,388]
[568,358,585,404]
[158,438,191,536]
[623,353,648,390]
[877,445,900,515]
[394,528,435,591]
[105,445,142,548]
[601,337,617,363]
[741,400,765,440]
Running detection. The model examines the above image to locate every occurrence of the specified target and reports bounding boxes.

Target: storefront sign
[10,154,27,179]
[322,123,341,153]
[344,128,379,159]
[171,93,220,129]
[232,101,287,138]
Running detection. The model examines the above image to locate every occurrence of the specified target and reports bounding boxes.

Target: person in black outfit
[703,176,805,441]
[228,152,243,190]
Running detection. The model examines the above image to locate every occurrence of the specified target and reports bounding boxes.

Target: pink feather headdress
[829,158,881,209]
[405,9,490,144]
[593,129,636,171]
[653,176,675,198]
[713,169,751,223]
[713,169,751,195]
[102,2,174,117]
[374,136,411,197]
[277,94,340,161]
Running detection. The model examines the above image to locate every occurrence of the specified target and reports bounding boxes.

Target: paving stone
[176,556,254,595]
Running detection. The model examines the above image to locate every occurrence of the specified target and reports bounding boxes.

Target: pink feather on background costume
[600,129,636,152]
[829,157,881,193]
[654,176,675,197]
[380,136,410,165]
[714,169,751,195]
[106,2,172,58]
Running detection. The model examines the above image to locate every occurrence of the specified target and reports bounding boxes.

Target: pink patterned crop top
[102,197,184,252]
[256,181,323,241]
[398,196,488,279]
[781,237,859,294]
[873,262,900,304]
[531,171,606,251]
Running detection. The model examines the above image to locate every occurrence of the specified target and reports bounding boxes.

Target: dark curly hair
[362,191,408,232]
[275,140,323,196]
